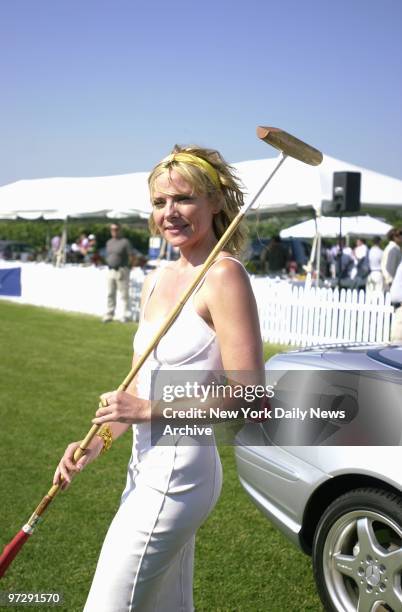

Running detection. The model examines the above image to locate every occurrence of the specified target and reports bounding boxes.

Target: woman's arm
[93,351,151,426]
[203,258,264,373]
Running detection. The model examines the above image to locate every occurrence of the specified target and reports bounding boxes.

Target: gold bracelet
[96,424,113,454]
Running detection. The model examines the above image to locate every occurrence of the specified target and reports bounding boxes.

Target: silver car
[235,344,402,612]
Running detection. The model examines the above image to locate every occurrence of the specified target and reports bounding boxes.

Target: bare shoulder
[205,256,250,291]
[201,256,254,314]
[201,255,263,370]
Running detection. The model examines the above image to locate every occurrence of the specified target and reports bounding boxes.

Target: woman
[54,145,264,611]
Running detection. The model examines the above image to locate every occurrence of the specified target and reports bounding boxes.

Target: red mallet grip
[0,529,31,578]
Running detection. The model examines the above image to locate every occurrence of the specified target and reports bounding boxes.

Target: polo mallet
[0,127,322,578]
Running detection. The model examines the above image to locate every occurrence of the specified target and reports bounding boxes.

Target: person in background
[331,237,354,259]
[390,260,402,342]
[330,238,354,279]
[354,237,368,263]
[260,235,288,275]
[353,237,370,288]
[381,228,402,291]
[79,233,89,258]
[367,236,384,292]
[85,234,100,265]
[332,238,354,285]
[70,237,84,263]
[50,234,61,265]
[321,239,332,278]
[103,223,133,323]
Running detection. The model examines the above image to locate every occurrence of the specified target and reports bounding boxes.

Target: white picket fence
[251,277,394,346]
[0,263,394,346]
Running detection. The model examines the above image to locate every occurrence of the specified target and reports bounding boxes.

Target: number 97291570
[0,592,63,606]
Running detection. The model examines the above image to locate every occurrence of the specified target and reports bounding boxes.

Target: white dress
[83,259,241,612]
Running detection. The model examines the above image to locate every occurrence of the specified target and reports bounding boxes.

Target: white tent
[280,215,393,239]
[0,172,152,220]
[318,156,402,210]
[1,154,401,220]
[233,156,322,212]
[234,154,402,214]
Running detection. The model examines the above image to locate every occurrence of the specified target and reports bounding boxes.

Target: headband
[161,152,221,190]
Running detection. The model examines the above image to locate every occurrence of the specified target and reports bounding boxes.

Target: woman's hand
[92,391,150,426]
[53,439,103,490]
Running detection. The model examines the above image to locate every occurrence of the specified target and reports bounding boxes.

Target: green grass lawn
[0,301,322,611]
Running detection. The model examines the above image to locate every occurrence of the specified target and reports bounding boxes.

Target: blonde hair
[148,145,247,255]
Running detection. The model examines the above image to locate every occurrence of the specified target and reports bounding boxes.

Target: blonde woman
[54,145,264,611]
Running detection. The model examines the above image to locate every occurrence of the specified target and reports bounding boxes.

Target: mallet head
[257,126,323,166]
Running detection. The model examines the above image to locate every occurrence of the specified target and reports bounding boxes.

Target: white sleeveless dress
[83,258,242,612]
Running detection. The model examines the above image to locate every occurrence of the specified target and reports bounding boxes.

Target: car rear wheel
[312,488,402,612]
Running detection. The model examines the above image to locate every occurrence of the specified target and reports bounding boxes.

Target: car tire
[312,487,402,612]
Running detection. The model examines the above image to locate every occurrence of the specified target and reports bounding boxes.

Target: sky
[1,0,401,187]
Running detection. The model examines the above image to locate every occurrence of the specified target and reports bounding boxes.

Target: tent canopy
[1,154,401,220]
[0,172,152,220]
[318,156,402,210]
[234,154,402,214]
[233,156,322,212]
[280,215,392,239]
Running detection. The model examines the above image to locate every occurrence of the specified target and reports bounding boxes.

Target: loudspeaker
[332,171,361,213]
